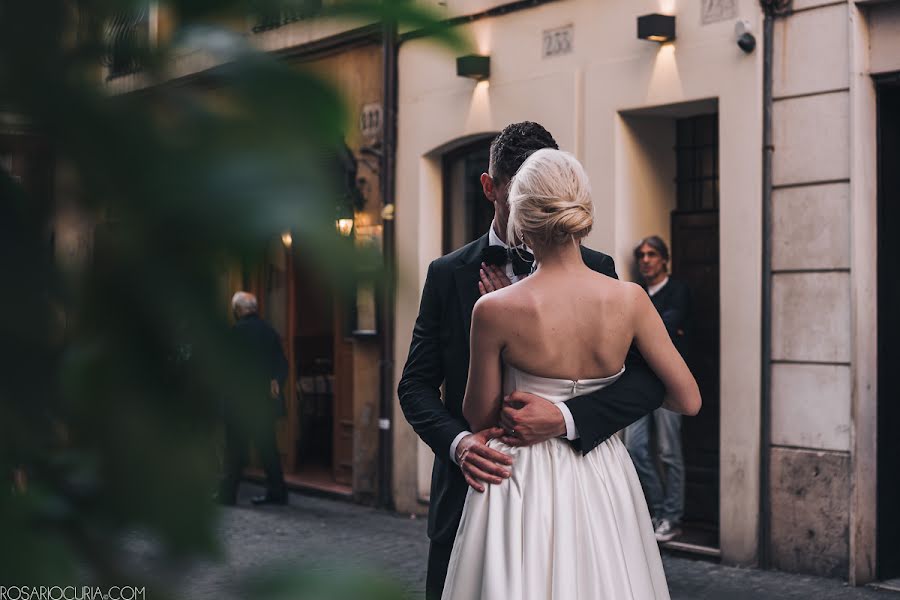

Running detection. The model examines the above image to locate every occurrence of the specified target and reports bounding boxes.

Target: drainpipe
[759,0,789,570]
[377,14,398,510]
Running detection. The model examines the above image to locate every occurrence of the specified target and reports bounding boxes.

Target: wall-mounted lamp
[456,54,490,81]
[336,218,354,237]
[637,13,676,43]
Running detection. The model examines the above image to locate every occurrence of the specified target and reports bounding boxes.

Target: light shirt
[450,222,579,464]
[647,276,669,297]
[487,221,526,284]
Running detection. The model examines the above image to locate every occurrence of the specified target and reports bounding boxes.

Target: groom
[398,122,666,600]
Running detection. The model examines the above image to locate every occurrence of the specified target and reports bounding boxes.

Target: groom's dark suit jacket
[398,233,665,544]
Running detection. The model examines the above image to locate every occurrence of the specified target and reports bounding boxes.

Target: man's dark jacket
[647,278,691,360]
[232,313,288,394]
[398,233,665,544]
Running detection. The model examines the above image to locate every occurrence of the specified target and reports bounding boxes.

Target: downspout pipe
[759,8,773,569]
[759,0,789,570]
[377,14,398,510]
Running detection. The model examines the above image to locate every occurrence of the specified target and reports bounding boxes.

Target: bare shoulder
[597,278,650,316]
[471,289,508,326]
[586,270,643,297]
[619,280,657,323]
[473,290,503,315]
[473,283,533,325]
[619,279,647,299]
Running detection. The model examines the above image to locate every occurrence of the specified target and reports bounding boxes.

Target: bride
[441,148,701,600]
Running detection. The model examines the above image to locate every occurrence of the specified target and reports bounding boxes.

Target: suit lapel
[453,234,489,346]
[580,246,603,273]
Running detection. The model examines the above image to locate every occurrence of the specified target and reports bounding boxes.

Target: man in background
[220,291,288,506]
[625,235,692,542]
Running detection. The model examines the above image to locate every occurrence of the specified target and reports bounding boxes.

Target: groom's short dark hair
[489,121,559,183]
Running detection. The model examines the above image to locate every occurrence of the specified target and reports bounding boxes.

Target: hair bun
[549,203,593,239]
[506,149,594,248]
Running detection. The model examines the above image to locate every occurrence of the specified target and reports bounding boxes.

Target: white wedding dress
[441,363,670,600]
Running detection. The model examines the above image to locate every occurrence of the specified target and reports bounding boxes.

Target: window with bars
[675,114,719,211]
[104,6,150,79]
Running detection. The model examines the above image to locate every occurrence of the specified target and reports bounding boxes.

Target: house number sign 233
[543,25,573,58]
[360,103,383,138]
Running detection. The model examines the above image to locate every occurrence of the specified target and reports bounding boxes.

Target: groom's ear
[481,172,496,203]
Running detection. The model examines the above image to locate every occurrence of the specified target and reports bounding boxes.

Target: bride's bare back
[493,263,636,381]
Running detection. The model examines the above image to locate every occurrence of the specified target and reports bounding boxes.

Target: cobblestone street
[174,486,900,600]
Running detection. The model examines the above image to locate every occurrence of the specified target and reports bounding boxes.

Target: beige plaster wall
[614,115,676,280]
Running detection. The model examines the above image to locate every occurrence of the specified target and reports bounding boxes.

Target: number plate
[359,103,383,138]
[702,0,737,25]
[542,25,573,59]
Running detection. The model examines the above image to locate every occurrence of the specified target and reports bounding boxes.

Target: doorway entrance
[876,77,900,581]
[442,137,494,252]
[617,104,721,554]
[670,114,721,550]
[247,237,353,496]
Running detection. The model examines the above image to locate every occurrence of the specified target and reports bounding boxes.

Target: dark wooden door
[332,313,354,486]
[671,210,720,540]
[877,79,900,580]
[442,138,494,252]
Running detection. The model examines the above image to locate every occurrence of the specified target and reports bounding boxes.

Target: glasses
[636,251,660,259]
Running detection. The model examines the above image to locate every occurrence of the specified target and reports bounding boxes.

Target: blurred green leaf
[0,0,458,593]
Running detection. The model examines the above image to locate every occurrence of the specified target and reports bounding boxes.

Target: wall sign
[359,103,383,138]
[702,0,738,25]
[542,25,573,59]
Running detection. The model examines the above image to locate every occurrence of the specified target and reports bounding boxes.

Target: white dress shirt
[449,222,579,464]
[647,276,669,297]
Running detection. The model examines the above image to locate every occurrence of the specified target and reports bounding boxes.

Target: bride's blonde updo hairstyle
[506,148,593,249]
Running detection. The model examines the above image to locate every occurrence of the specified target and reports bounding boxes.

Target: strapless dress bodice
[502,363,626,404]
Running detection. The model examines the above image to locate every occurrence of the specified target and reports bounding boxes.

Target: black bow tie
[481,245,535,276]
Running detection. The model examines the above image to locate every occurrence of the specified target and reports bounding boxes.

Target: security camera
[734,19,756,53]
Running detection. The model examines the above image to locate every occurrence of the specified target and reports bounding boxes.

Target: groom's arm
[563,349,665,455]
[498,346,664,453]
[398,261,470,459]
[399,261,511,491]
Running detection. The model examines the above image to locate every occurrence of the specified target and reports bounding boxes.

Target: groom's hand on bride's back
[499,392,567,446]
[456,427,512,493]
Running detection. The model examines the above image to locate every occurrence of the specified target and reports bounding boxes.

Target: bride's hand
[456,427,512,492]
[499,392,567,446]
[478,263,512,295]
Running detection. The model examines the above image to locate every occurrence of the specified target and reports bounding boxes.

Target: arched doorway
[442,135,497,252]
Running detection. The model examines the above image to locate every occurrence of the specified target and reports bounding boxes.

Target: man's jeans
[624,408,684,524]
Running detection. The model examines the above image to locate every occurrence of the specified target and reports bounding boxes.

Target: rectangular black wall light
[637,13,676,43]
[456,55,490,81]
